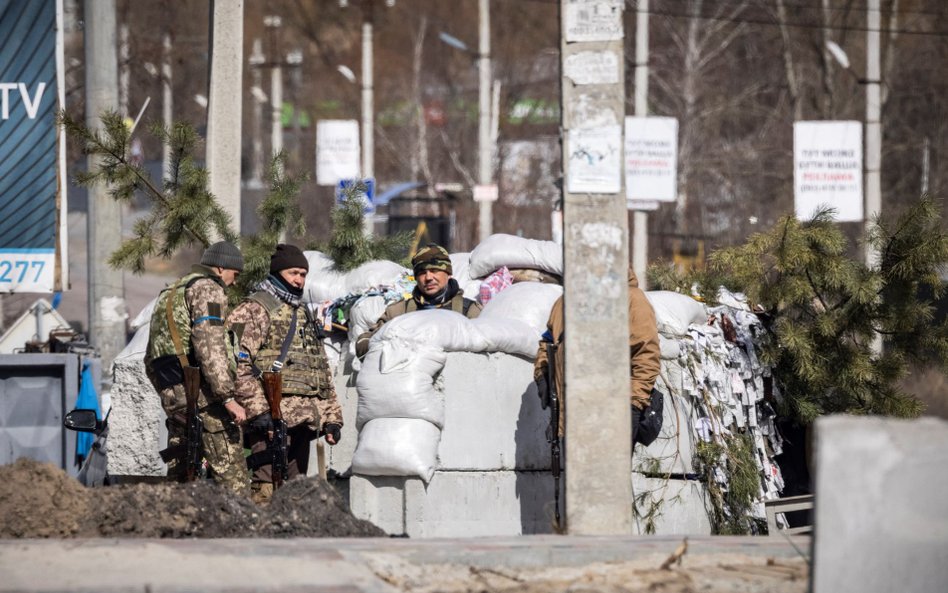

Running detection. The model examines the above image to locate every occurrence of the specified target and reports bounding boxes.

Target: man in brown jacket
[534,269,661,442]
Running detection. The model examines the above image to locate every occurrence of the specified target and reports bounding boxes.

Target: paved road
[0,535,811,592]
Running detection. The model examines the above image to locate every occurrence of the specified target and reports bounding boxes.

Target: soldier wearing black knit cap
[355,243,482,359]
[226,244,343,503]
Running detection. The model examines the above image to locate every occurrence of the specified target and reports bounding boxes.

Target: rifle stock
[182,365,203,481]
[544,342,563,531]
[262,371,288,488]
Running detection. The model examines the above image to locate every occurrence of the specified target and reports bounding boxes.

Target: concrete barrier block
[633,361,698,475]
[812,416,948,593]
[631,472,712,535]
[438,352,550,471]
[108,352,166,476]
[348,474,407,536]
[320,350,359,476]
[404,470,556,538]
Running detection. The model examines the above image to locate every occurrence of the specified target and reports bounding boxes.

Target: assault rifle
[182,365,203,481]
[263,370,289,488]
[157,365,204,480]
[544,342,563,531]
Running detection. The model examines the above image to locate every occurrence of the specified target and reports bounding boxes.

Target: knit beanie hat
[412,244,452,275]
[200,241,244,271]
[269,244,309,274]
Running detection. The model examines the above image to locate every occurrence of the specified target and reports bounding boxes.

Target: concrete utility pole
[206,0,244,234]
[864,0,881,269]
[631,0,649,287]
[84,0,126,373]
[477,0,493,243]
[361,0,375,236]
[559,0,632,534]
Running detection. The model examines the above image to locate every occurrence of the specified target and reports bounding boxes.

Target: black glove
[248,412,273,433]
[631,406,643,445]
[535,375,550,410]
[323,423,342,444]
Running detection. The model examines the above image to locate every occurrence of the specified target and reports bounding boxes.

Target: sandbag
[469,234,562,278]
[303,251,346,303]
[344,260,408,295]
[356,346,447,429]
[450,252,483,297]
[645,291,708,336]
[479,282,563,334]
[351,417,442,482]
[369,308,490,354]
[347,295,388,345]
[470,317,539,359]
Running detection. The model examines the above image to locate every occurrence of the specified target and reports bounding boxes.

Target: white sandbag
[478,282,563,333]
[659,334,681,360]
[469,234,563,278]
[370,308,490,353]
[356,346,447,428]
[450,252,483,297]
[470,317,539,358]
[347,294,388,345]
[645,291,708,336]
[304,251,346,303]
[351,417,441,482]
[344,260,408,294]
[130,297,158,331]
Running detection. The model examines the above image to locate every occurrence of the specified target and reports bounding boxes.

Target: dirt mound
[0,458,384,539]
[0,458,91,538]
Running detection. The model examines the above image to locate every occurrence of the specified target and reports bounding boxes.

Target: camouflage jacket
[145,265,236,415]
[227,298,343,432]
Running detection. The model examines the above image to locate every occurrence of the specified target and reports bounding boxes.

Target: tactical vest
[403,294,471,315]
[248,292,331,399]
[146,270,235,380]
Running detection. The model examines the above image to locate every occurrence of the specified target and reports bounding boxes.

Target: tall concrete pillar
[206,0,243,235]
[559,0,631,534]
[85,0,126,373]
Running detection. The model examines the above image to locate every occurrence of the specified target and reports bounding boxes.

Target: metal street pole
[161,31,172,180]
[84,0,126,373]
[477,0,493,243]
[265,16,284,167]
[249,39,265,187]
[632,0,649,288]
[560,0,632,534]
[865,0,881,269]
[361,0,375,236]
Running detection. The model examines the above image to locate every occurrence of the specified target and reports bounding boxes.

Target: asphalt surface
[0,534,811,592]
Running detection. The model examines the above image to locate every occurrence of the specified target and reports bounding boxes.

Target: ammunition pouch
[150,354,185,389]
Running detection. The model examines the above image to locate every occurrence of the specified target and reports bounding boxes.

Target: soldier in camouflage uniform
[144,241,250,496]
[226,244,343,503]
[355,243,482,359]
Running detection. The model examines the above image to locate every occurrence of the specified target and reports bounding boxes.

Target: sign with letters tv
[0,0,67,292]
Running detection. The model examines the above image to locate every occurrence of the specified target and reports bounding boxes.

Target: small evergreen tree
[322,180,411,271]
[704,199,948,423]
[60,111,306,298]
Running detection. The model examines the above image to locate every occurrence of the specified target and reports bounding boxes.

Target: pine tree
[60,111,306,298]
[705,199,948,423]
[322,180,411,271]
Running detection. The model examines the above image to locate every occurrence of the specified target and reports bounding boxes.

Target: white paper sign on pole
[566,124,622,194]
[625,116,678,205]
[794,121,863,222]
[316,119,360,186]
[564,50,620,85]
[564,0,624,42]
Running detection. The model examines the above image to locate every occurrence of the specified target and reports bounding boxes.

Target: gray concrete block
[438,352,550,471]
[632,361,699,475]
[108,350,166,476]
[404,471,556,538]
[348,474,407,535]
[631,472,712,536]
[812,415,948,593]
[315,348,359,477]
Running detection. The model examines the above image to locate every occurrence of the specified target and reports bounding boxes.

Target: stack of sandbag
[642,289,786,522]
[467,234,563,284]
[351,284,561,481]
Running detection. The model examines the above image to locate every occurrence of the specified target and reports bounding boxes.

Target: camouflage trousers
[166,405,250,497]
